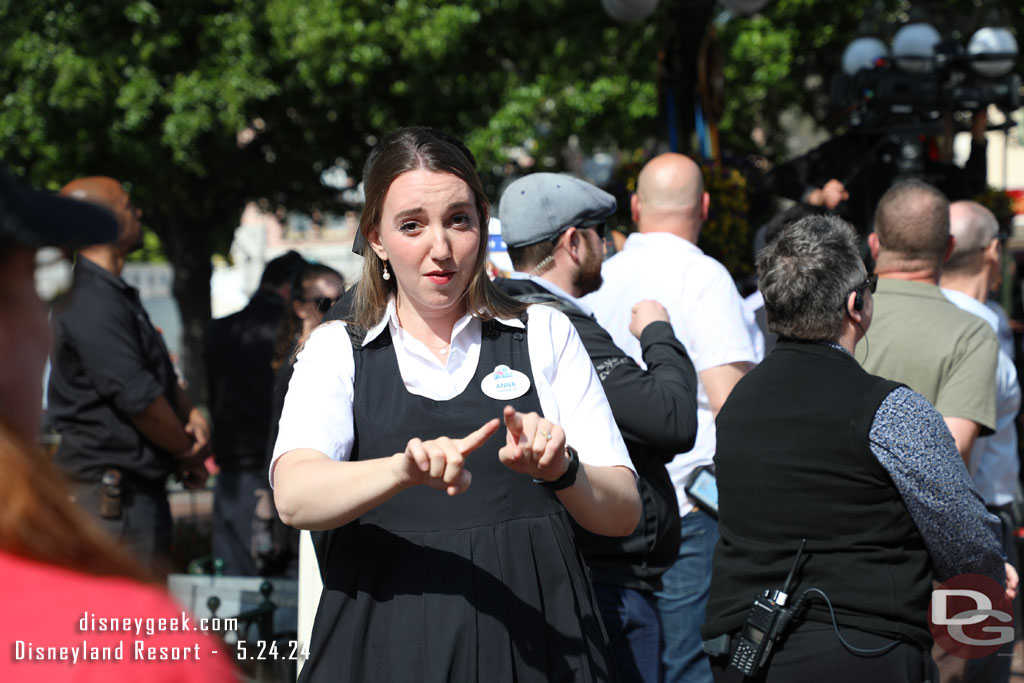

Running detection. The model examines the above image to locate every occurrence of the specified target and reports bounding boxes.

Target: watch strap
[534,445,579,491]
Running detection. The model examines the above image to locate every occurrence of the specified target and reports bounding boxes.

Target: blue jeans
[595,584,663,683]
[656,509,718,683]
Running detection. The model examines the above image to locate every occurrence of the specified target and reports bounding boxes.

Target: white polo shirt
[582,232,762,516]
[271,300,633,483]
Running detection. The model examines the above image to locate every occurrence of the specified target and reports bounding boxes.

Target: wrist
[534,445,580,491]
[390,452,419,490]
[175,443,194,462]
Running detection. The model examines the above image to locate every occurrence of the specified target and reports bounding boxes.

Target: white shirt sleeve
[270,322,356,485]
[525,305,635,474]
[270,308,635,486]
[672,260,760,371]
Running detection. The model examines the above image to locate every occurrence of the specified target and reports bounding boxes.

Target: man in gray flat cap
[495,172,700,683]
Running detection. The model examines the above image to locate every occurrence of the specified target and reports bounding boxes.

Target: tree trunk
[661,0,717,152]
[153,217,213,407]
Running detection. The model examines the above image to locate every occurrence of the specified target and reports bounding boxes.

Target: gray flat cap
[499,173,616,248]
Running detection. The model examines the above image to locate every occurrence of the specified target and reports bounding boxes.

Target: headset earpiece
[853,292,864,312]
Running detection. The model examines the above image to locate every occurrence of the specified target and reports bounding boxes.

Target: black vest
[703,339,933,649]
[303,318,615,682]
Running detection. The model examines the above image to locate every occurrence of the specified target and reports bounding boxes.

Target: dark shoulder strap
[345,323,368,349]
[346,322,393,351]
[513,292,584,318]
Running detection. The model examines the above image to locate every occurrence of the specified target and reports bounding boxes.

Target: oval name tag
[481,364,531,401]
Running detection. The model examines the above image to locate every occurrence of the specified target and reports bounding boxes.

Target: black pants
[72,477,172,575]
[710,621,938,683]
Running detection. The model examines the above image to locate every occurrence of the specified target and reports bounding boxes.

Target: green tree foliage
[718,0,1024,159]
[0,0,668,396]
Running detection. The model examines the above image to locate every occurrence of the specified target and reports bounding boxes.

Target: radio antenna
[781,539,807,596]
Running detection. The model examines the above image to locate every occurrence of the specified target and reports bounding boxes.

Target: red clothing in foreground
[0,551,236,681]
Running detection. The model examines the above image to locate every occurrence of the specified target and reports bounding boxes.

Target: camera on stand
[828,20,1019,182]
[832,43,1019,129]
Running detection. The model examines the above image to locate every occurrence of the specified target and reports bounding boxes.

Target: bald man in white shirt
[583,153,762,683]
[939,201,1019,683]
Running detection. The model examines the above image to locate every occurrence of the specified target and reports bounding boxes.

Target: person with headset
[701,214,1014,682]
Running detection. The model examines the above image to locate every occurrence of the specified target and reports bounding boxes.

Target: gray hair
[757,214,866,342]
[945,201,999,273]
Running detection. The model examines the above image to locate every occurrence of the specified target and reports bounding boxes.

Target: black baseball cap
[0,165,119,248]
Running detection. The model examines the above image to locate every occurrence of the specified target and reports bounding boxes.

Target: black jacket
[204,289,285,471]
[496,277,699,591]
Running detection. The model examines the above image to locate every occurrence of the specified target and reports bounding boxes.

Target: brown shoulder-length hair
[350,126,526,330]
[0,419,147,581]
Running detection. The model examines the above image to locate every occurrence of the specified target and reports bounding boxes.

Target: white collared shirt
[271,299,633,483]
[942,288,1021,507]
[582,231,762,515]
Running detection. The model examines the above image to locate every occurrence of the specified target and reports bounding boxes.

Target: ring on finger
[542,431,553,441]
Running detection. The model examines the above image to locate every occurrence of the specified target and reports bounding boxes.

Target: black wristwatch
[534,445,580,491]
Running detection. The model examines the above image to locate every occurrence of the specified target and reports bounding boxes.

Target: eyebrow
[392,201,475,223]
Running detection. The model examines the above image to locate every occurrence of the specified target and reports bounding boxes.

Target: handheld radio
[729,540,806,677]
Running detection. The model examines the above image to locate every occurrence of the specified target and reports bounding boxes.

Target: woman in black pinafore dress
[271,127,641,682]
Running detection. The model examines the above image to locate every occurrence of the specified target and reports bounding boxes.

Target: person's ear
[846,291,864,323]
[985,237,1001,263]
[563,227,581,260]
[868,232,881,260]
[943,235,955,264]
[851,289,864,313]
[367,227,386,262]
[630,194,640,224]
[701,192,710,221]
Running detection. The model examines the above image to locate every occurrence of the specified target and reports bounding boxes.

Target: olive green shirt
[855,278,998,433]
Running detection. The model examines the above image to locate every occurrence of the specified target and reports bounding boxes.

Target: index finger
[456,418,501,455]
[503,405,523,441]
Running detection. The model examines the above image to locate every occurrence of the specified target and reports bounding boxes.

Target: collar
[941,288,1000,334]
[623,231,702,255]
[776,337,857,361]
[508,272,595,317]
[874,277,946,300]
[74,255,132,293]
[815,339,853,357]
[361,297,525,347]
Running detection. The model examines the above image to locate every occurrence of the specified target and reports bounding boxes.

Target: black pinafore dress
[299,317,616,682]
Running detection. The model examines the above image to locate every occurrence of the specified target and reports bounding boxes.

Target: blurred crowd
[0,122,1020,683]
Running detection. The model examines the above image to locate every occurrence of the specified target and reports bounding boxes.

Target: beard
[572,238,604,296]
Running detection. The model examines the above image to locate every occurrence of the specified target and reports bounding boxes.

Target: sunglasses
[580,221,607,239]
[305,296,338,315]
[855,273,878,295]
[841,274,877,310]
